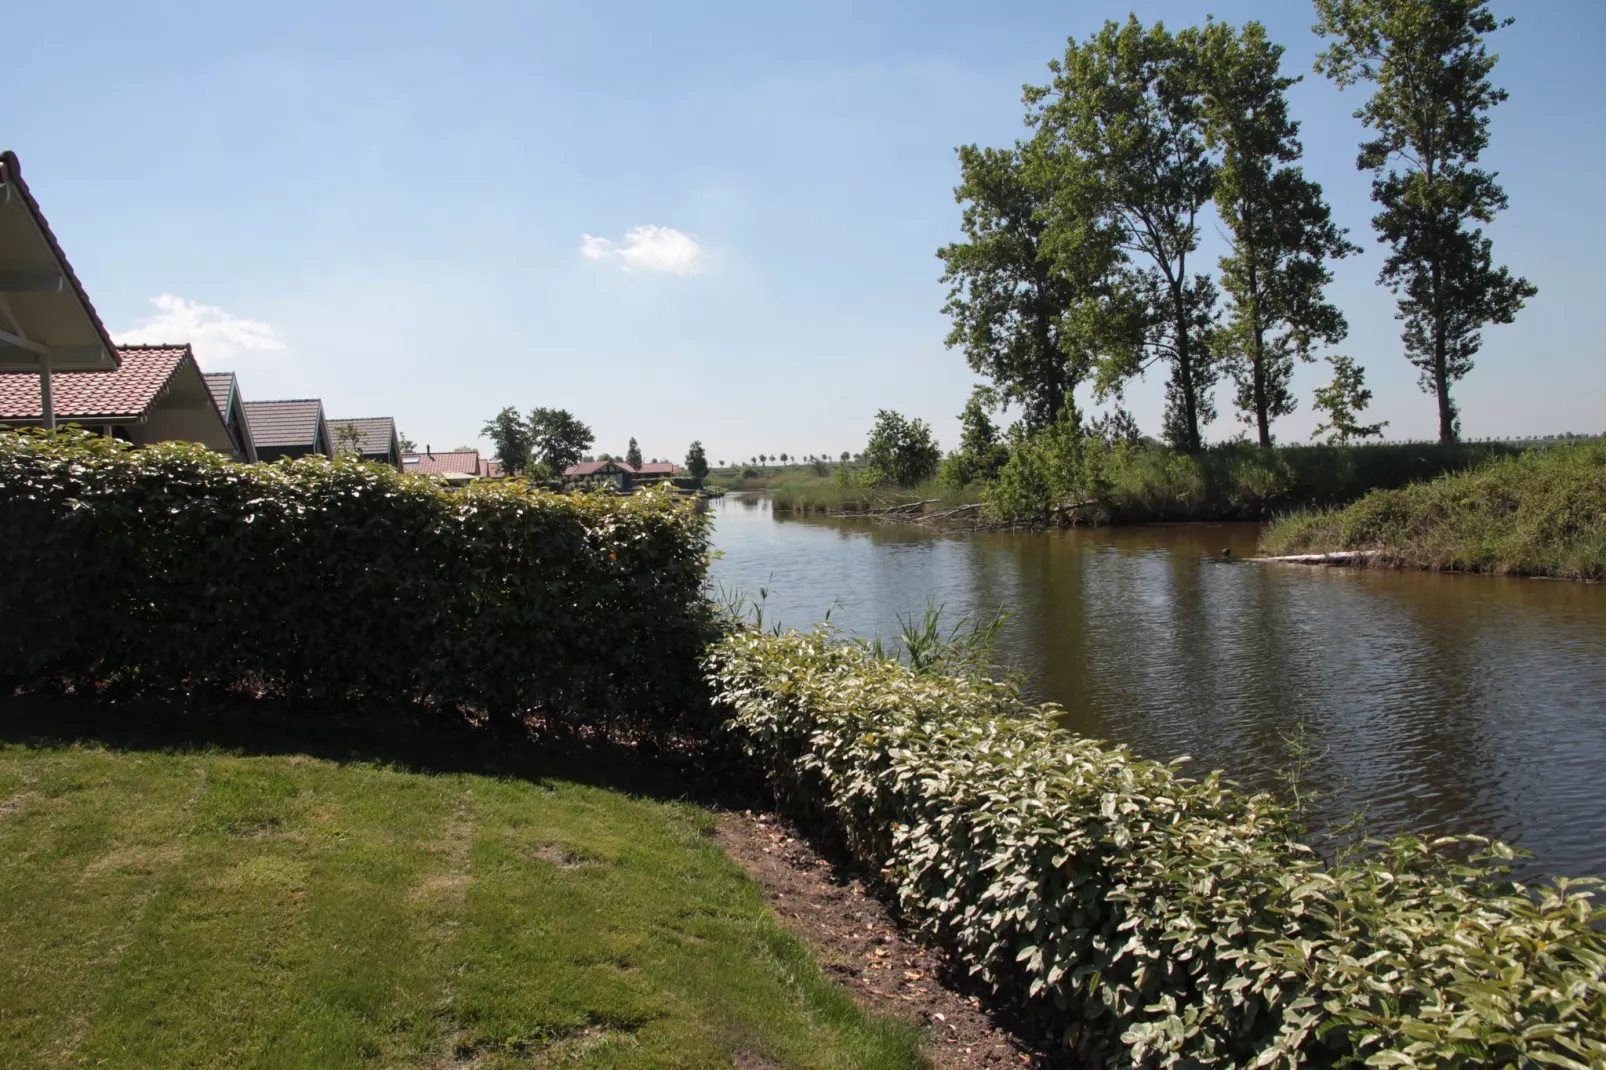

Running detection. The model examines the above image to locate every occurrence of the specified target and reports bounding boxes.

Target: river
[707,494,1606,880]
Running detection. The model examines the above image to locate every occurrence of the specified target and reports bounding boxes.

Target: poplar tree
[1194,20,1358,447]
[1029,17,1220,452]
[1315,0,1535,444]
[938,146,1090,431]
[625,437,643,468]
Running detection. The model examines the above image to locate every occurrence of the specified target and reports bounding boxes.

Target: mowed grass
[0,705,926,1069]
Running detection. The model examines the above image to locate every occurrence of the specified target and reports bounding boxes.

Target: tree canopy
[1315,0,1535,444]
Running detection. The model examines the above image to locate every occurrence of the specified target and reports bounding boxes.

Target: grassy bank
[762,442,1527,526]
[1259,441,1606,580]
[0,702,925,1070]
[769,475,972,514]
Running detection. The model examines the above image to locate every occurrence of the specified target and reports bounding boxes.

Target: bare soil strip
[715,810,1064,1069]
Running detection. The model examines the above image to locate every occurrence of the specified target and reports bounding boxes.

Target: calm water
[708,494,1606,879]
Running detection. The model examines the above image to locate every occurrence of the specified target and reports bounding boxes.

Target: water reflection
[708,495,1606,879]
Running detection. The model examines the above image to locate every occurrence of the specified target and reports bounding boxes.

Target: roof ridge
[116,342,194,352]
[246,398,323,405]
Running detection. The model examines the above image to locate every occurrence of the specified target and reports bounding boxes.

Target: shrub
[708,629,1606,1068]
[0,430,714,735]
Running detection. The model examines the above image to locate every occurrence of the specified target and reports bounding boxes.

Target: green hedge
[709,630,1606,1068]
[0,430,713,733]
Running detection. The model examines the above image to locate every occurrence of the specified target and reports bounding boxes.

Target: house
[203,372,258,461]
[1,150,124,423]
[401,448,497,483]
[327,416,402,469]
[564,458,634,490]
[561,459,683,491]
[0,343,235,453]
[634,461,682,480]
[243,399,331,462]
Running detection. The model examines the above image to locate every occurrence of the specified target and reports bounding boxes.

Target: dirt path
[715,811,1062,1069]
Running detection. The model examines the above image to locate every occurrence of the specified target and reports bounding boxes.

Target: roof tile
[0,344,190,420]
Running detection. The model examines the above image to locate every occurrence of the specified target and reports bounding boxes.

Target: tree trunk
[1247,256,1270,448]
[1430,260,1456,444]
[1172,283,1201,452]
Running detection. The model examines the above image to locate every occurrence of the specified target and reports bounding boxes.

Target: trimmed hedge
[0,430,713,733]
[709,630,1606,1068]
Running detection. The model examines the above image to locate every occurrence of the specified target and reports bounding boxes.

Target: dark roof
[402,450,481,475]
[243,399,325,449]
[203,372,235,416]
[327,416,397,456]
[0,344,191,420]
[0,150,121,372]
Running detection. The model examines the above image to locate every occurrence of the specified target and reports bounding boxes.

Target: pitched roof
[402,450,482,475]
[635,462,680,476]
[0,150,121,372]
[565,460,631,476]
[203,372,235,416]
[243,399,325,449]
[327,416,397,456]
[0,344,192,420]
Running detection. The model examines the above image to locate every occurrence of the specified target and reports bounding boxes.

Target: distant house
[203,372,258,461]
[634,462,681,480]
[327,416,402,469]
[243,399,331,462]
[0,343,235,453]
[401,448,498,483]
[562,459,682,491]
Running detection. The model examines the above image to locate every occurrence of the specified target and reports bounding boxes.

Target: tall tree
[1193,20,1359,447]
[527,408,593,474]
[938,145,1097,430]
[1315,0,1535,444]
[1029,17,1221,452]
[684,441,710,483]
[480,407,531,475]
[625,437,643,468]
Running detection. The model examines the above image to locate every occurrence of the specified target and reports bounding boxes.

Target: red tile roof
[635,462,681,476]
[402,450,482,475]
[0,150,121,372]
[0,344,191,420]
[565,460,631,477]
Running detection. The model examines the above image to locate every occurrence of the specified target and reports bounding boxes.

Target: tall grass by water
[1261,440,1606,579]
[769,474,972,514]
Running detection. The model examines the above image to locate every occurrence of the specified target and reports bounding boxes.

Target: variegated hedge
[708,630,1606,1068]
[0,430,713,734]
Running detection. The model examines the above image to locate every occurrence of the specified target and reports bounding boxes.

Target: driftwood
[1252,550,1386,566]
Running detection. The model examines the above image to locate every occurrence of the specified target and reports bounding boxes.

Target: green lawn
[0,704,925,1069]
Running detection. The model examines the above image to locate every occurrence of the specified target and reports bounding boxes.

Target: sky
[6,0,1603,463]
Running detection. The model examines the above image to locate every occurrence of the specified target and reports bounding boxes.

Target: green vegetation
[861,410,941,488]
[940,8,1531,452]
[684,440,710,484]
[1315,0,1536,444]
[479,406,596,476]
[768,474,969,515]
[0,708,926,1069]
[0,430,711,734]
[709,628,1606,1069]
[1261,441,1606,580]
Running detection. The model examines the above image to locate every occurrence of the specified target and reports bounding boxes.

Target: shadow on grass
[0,691,759,809]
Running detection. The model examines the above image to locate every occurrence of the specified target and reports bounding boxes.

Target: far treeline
[814,0,1550,525]
[480,407,710,484]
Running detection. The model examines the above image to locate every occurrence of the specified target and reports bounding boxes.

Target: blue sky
[8,0,1602,462]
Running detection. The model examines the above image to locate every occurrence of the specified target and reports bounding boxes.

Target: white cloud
[114,293,287,367]
[578,225,704,275]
